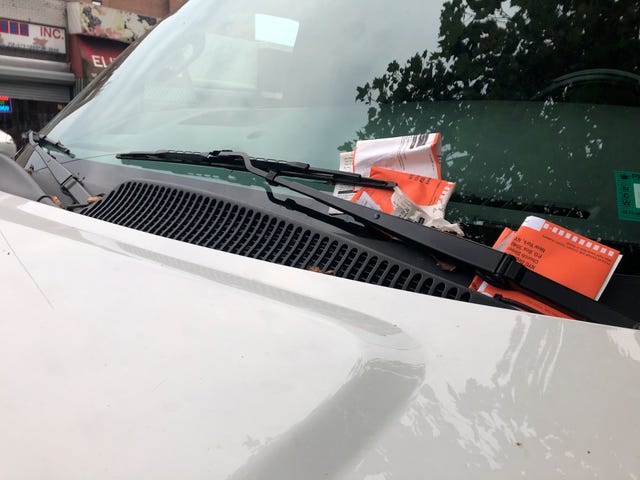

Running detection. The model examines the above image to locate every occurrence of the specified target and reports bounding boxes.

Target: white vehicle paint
[0,129,16,157]
[1,191,639,479]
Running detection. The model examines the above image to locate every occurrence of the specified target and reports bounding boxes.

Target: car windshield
[42,0,640,274]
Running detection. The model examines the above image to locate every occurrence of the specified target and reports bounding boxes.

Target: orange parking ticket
[470,216,622,318]
[469,228,573,318]
[351,167,454,213]
[507,216,621,299]
[331,133,443,210]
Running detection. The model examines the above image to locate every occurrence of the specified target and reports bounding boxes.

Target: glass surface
[42,0,640,273]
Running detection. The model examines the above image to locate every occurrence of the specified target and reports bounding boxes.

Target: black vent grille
[82,181,477,303]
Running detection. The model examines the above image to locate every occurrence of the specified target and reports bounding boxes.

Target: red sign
[70,35,127,80]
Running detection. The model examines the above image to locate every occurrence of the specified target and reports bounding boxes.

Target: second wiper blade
[116,150,396,189]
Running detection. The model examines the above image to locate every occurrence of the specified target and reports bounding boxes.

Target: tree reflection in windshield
[350,0,639,107]
[340,0,640,272]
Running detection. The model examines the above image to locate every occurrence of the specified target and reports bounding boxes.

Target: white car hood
[1,192,639,479]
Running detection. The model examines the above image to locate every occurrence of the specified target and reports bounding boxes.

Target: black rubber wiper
[27,131,92,205]
[116,150,396,189]
[118,149,634,328]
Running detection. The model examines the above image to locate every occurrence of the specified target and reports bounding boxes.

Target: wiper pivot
[27,131,91,205]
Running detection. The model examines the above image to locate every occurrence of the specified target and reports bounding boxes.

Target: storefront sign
[67,2,158,44]
[71,36,126,80]
[0,19,67,54]
[0,96,12,113]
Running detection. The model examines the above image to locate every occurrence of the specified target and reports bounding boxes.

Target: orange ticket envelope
[470,216,622,318]
[332,133,442,209]
[350,167,462,234]
[351,166,454,213]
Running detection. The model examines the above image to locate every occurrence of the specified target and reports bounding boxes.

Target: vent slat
[87,183,127,220]
[381,265,400,287]
[201,203,237,248]
[393,269,411,290]
[141,188,179,234]
[156,191,190,237]
[254,220,288,261]
[108,183,146,225]
[215,208,255,252]
[227,211,262,255]
[355,256,379,282]
[299,236,328,270]
[318,241,344,270]
[265,224,294,262]
[175,197,214,242]
[124,184,165,230]
[192,201,227,247]
[334,248,360,277]
[166,194,204,239]
[274,227,303,265]
[290,232,318,268]
[243,216,277,258]
[210,206,247,250]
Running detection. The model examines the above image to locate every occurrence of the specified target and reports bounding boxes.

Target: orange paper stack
[470,216,622,318]
[351,166,454,213]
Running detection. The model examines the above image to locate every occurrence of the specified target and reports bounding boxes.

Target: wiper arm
[119,149,634,328]
[28,130,72,155]
[27,131,91,205]
[116,150,396,189]
[239,150,636,328]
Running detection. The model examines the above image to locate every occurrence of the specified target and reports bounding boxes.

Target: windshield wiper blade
[27,130,91,205]
[116,150,396,189]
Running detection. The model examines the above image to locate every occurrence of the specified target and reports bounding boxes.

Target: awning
[69,35,127,80]
[0,57,74,102]
[0,65,75,85]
